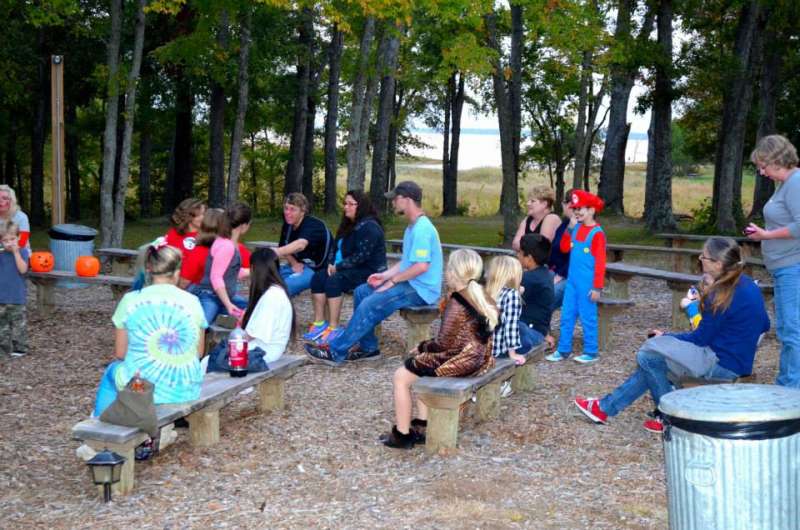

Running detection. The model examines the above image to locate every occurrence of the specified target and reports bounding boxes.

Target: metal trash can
[49,224,97,287]
[659,384,800,530]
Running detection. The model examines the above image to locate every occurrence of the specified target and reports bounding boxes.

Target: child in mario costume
[545,190,607,364]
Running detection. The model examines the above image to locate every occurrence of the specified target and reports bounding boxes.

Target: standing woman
[747,134,800,388]
[0,185,30,249]
[304,190,387,343]
[511,186,562,251]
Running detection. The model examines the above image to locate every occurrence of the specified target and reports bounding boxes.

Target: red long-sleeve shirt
[559,224,606,289]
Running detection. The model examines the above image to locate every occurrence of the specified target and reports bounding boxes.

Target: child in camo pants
[0,221,29,356]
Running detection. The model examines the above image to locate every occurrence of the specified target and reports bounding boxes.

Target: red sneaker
[574,396,608,424]
[643,418,664,434]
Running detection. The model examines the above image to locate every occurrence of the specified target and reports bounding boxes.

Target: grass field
[28,162,752,250]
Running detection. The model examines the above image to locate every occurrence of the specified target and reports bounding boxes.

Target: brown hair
[196,208,231,247]
[170,198,206,234]
[227,201,252,229]
[528,186,556,209]
[750,134,799,170]
[699,237,745,314]
[284,192,309,212]
[0,220,19,237]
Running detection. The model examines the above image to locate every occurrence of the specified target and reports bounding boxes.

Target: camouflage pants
[0,304,27,355]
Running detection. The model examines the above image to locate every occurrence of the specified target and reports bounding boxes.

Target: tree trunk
[443,73,465,216]
[712,0,762,232]
[346,17,376,191]
[168,71,194,212]
[139,128,152,218]
[3,124,16,188]
[99,0,122,246]
[65,104,80,220]
[442,77,451,214]
[249,132,258,212]
[599,2,654,214]
[208,10,229,208]
[388,85,406,191]
[486,11,522,245]
[750,24,781,219]
[323,23,343,214]
[643,0,675,232]
[572,50,593,189]
[302,72,319,207]
[284,7,313,195]
[30,30,49,225]
[369,27,401,213]
[227,7,252,205]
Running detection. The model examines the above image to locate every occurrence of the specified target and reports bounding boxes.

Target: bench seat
[412,344,545,453]
[29,271,133,315]
[72,354,306,497]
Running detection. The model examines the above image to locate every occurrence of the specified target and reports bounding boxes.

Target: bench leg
[85,440,136,496]
[258,378,285,412]
[188,407,221,447]
[110,260,130,277]
[475,381,501,422]
[35,281,56,316]
[512,362,537,392]
[400,312,437,355]
[667,284,691,330]
[110,285,128,302]
[605,276,631,299]
[425,407,460,454]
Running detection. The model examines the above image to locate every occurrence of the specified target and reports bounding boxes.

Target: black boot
[410,418,427,442]
[381,426,420,449]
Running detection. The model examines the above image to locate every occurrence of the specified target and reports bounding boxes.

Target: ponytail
[464,279,499,330]
[700,237,746,314]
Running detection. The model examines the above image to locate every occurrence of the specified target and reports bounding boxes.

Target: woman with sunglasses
[573,237,769,434]
[747,134,800,388]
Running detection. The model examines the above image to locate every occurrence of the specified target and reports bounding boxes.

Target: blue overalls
[557,225,603,357]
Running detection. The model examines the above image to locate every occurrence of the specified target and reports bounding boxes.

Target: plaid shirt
[492,287,522,357]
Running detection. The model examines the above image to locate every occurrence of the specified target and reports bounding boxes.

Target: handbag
[99,375,159,438]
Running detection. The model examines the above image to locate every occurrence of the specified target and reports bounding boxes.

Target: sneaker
[381,426,423,449]
[10,351,26,357]
[574,353,599,364]
[500,380,513,398]
[345,346,382,362]
[303,321,330,341]
[574,396,608,424]
[303,343,343,367]
[317,326,343,345]
[545,350,568,362]
[643,417,664,434]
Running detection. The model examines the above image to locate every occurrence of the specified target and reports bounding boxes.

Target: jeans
[192,287,248,327]
[328,281,426,362]
[309,267,371,298]
[206,339,270,373]
[93,360,122,417]
[279,264,316,297]
[599,343,738,417]
[519,322,544,354]
[552,278,567,311]
[773,263,800,388]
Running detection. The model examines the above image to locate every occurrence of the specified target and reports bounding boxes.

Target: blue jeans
[599,344,738,417]
[279,264,316,297]
[328,282,426,362]
[519,322,544,354]
[206,339,270,373]
[773,263,800,388]
[553,277,567,311]
[93,360,122,417]
[192,287,247,326]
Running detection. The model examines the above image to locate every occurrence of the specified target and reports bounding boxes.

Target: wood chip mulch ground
[0,276,780,529]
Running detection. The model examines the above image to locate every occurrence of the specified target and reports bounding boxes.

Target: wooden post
[257,378,285,412]
[475,381,501,422]
[400,309,438,355]
[597,305,612,352]
[50,55,66,226]
[605,273,631,299]
[511,362,537,392]
[188,408,220,447]
[666,281,691,330]
[424,407,460,453]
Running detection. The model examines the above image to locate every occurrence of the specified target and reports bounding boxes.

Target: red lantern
[75,255,101,277]
[30,251,55,272]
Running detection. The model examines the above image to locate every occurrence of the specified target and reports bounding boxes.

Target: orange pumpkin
[75,255,101,277]
[30,251,55,272]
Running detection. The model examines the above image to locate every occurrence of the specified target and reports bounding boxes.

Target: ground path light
[86,449,125,502]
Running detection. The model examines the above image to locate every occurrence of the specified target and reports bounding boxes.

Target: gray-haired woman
[747,134,800,388]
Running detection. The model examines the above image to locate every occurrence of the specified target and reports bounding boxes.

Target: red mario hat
[570,189,604,213]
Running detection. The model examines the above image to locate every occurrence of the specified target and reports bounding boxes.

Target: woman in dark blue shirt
[305,190,387,343]
[573,237,770,434]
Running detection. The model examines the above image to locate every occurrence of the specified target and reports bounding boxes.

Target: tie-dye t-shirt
[111,283,208,404]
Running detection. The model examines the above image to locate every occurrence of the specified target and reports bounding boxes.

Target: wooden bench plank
[29,271,133,315]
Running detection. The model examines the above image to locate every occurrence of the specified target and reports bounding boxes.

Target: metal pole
[50,55,66,226]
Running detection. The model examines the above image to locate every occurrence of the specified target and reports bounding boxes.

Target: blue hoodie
[670,275,770,376]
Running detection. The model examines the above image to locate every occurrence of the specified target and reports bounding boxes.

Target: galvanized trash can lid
[659,384,800,440]
[48,223,98,241]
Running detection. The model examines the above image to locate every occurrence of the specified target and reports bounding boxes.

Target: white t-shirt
[245,285,292,363]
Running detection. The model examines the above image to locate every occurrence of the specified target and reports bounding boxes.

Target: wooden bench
[597,297,635,351]
[607,243,764,274]
[28,271,133,316]
[399,305,440,354]
[412,344,546,453]
[97,247,139,276]
[72,355,306,497]
[605,262,773,329]
[655,232,761,258]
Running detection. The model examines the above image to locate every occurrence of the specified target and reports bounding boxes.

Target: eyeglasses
[698,255,717,262]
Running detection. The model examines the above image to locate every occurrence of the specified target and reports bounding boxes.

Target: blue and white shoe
[303,321,330,341]
[574,353,599,364]
[545,350,568,362]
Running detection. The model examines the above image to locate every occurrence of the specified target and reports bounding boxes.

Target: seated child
[486,255,529,365]
[517,234,555,351]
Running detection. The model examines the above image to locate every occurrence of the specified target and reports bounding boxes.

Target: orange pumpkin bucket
[30,251,55,272]
[75,255,101,277]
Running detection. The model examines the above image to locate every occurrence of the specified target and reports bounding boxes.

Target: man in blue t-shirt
[305,181,443,365]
